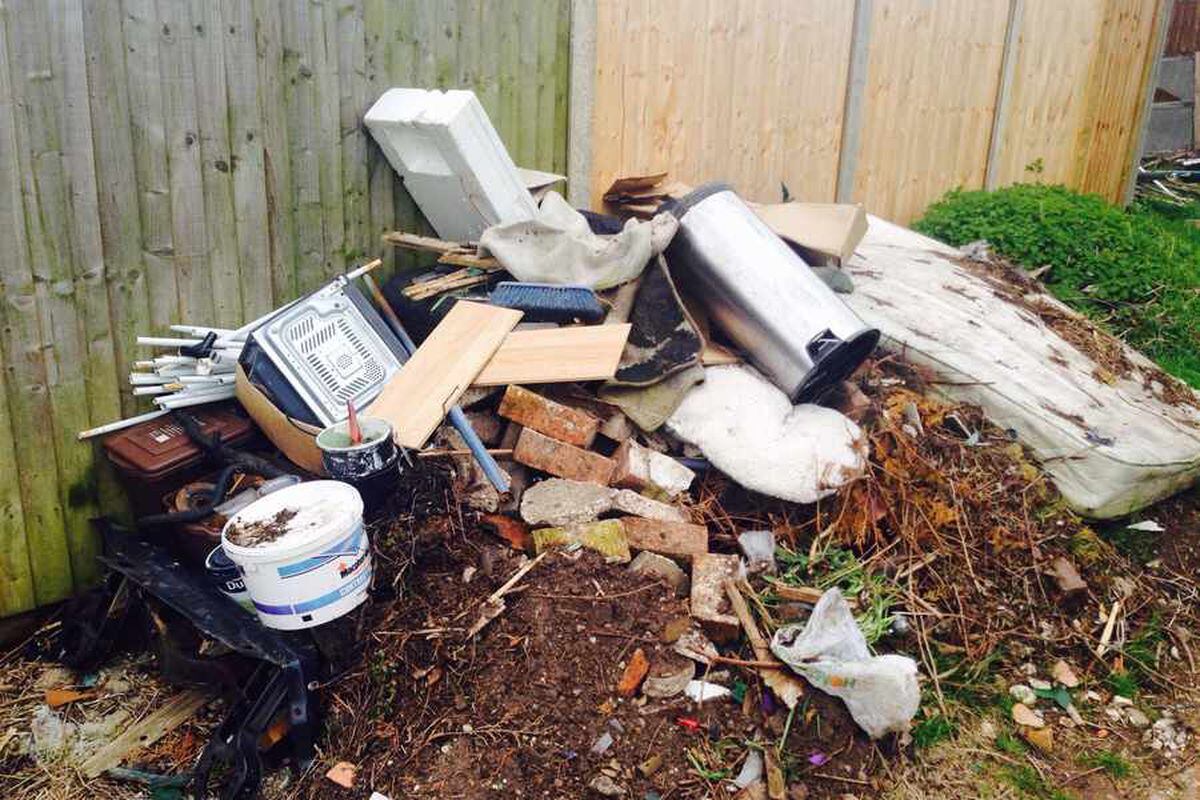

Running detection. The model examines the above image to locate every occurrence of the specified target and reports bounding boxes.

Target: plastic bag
[770,588,919,739]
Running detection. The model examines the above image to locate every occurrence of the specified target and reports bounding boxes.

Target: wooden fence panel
[0,0,571,617]
[590,0,855,206]
[588,0,1164,220]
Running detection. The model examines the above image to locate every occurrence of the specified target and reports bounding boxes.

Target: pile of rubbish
[5,86,1198,799]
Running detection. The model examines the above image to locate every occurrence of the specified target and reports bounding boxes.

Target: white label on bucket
[249,521,371,619]
[273,525,366,580]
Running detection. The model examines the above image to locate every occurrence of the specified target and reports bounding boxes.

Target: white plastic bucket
[221,480,371,630]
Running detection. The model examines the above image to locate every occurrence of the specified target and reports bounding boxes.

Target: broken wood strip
[81,689,210,777]
[724,579,805,709]
[467,551,547,638]
[436,250,501,271]
[700,342,742,366]
[473,324,631,386]
[371,301,522,449]
[382,231,466,254]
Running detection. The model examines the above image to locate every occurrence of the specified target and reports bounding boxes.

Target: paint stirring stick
[347,401,362,445]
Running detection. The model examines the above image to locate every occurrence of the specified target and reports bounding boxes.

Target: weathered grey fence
[0,0,571,617]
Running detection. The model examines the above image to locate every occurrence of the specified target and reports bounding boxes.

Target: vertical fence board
[252,0,296,305]
[0,1,75,605]
[82,0,146,422]
[191,0,242,326]
[123,0,182,329]
[0,3,38,613]
[223,0,273,321]
[159,1,215,324]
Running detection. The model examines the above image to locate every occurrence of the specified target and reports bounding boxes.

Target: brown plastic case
[103,403,255,480]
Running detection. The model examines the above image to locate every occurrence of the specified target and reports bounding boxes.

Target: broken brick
[513,428,615,484]
[622,517,708,559]
[616,647,650,696]
[479,513,532,552]
[610,439,695,498]
[499,385,599,447]
[690,553,742,644]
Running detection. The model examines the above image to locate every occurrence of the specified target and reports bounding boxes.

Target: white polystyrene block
[365,88,538,241]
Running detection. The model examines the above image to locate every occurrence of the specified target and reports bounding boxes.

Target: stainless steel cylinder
[665,184,879,402]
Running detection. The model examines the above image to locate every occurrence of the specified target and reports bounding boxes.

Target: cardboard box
[751,201,868,266]
[234,364,326,475]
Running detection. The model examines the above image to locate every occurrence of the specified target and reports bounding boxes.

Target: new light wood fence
[585,0,1169,222]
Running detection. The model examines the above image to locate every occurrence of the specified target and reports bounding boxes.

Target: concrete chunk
[499,385,599,447]
[622,517,708,558]
[513,428,615,484]
[520,479,689,527]
[690,553,742,644]
[520,478,615,526]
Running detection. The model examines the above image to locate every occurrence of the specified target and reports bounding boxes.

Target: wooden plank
[1196,48,1200,147]
[222,0,273,321]
[2,0,76,605]
[158,0,216,324]
[282,0,326,294]
[52,0,114,589]
[338,0,370,268]
[472,323,631,386]
[253,0,297,304]
[851,0,1009,222]
[1121,0,1175,203]
[82,690,211,777]
[123,0,181,330]
[371,302,522,448]
[0,8,36,613]
[81,0,150,417]
[990,0,1102,187]
[190,0,241,326]
[363,0,395,272]
[313,0,345,279]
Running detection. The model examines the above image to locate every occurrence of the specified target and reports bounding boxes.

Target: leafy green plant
[912,714,956,748]
[775,545,899,644]
[915,184,1200,387]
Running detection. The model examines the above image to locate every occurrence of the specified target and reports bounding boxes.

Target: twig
[466,552,547,638]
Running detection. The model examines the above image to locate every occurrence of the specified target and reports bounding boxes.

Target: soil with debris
[225,507,298,547]
[288,526,874,800]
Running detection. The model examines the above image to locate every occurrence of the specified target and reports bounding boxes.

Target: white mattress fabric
[843,217,1200,518]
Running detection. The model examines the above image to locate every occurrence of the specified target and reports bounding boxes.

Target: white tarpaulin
[843,217,1200,518]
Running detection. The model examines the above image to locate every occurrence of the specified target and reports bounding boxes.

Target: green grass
[912,714,957,748]
[914,184,1200,387]
[999,765,1077,800]
[1077,749,1134,779]
[1105,611,1165,696]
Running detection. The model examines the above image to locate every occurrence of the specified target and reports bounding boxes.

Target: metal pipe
[359,273,510,495]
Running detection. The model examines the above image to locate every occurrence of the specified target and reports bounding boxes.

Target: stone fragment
[629,551,689,597]
[1011,703,1045,728]
[520,478,614,526]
